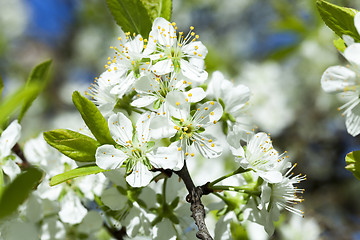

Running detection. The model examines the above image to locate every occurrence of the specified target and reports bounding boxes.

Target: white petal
[125,35,144,54]
[224,84,251,115]
[149,115,177,139]
[2,159,21,181]
[134,74,159,93]
[207,71,224,99]
[98,65,127,85]
[355,12,360,36]
[193,133,222,159]
[96,145,128,170]
[166,90,190,120]
[150,17,176,46]
[110,72,136,97]
[136,112,153,142]
[59,192,87,224]
[180,59,208,82]
[0,120,21,159]
[344,43,360,66]
[182,41,208,59]
[259,170,283,183]
[100,187,128,210]
[147,142,183,170]
[321,66,356,93]
[126,161,153,187]
[345,104,360,136]
[151,59,173,75]
[131,95,158,107]
[193,101,223,127]
[185,87,206,103]
[108,112,133,145]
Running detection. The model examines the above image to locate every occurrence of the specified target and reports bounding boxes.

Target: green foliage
[72,91,116,145]
[345,151,360,180]
[141,0,172,22]
[43,129,100,162]
[333,38,346,52]
[0,167,43,219]
[18,60,52,123]
[0,85,39,127]
[105,0,152,38]
[316,0,360,42]
[49,165,109,186]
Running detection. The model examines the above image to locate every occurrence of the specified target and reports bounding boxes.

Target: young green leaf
[18,60,52,123]
[0,167,43,219]
[316,0,360,42]
[106,0,152,38]
[0,85,39,127]
[49,165,109,186]
[333,38,346,52]
[345,151,360,180]
[43,129,100,162]
[72,91,116,145]
[141,0,172,22]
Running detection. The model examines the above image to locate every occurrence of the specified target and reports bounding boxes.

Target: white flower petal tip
[126,162,154,188]
[95,145,127,170]
[321,66,356,93]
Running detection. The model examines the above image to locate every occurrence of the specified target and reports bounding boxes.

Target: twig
[12,143,31,169]
[175,162,213,240]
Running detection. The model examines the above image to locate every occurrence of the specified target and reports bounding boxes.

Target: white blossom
[131,72,205,114]
[151,91,223,160]
[96,112,182,187]
[228,131,290,183]
[207,71,250,125]
[145,17,208,82]
[245,165,305,235]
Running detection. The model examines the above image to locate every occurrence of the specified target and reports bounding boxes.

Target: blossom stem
[208,167,248,187]
[162,177,168,206]
[175,161,213,240]
[209,185,260,196]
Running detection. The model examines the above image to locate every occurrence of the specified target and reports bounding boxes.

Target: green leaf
[316,0,360,42]
[141,0,172,22]
[333,38,346,52]
[0,85,39,127]
[0,74,3,99]
[72,91,116,145]
[18,60,52,123]
[106,0,152,38]
[345,151,360,180]
[49,165,109,186]
[43,129,100,162]
[0,167,43,219]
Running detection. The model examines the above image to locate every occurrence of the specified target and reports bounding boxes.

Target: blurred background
[1,0,360,239]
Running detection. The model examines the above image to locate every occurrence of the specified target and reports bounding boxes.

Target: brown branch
[175,162,213,240]
[12,143,31,169]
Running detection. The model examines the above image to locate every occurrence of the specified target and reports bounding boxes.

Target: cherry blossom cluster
[0,17,305,239]
[85,17,304,236]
